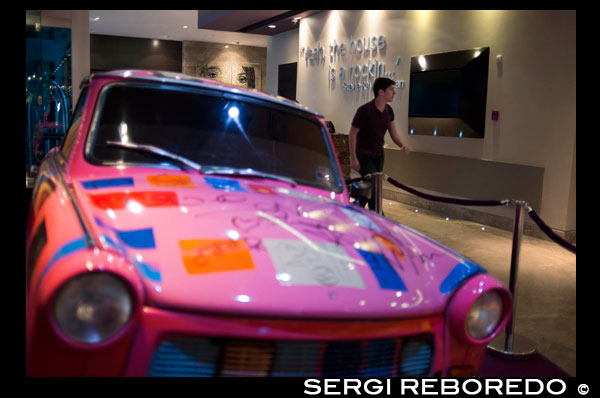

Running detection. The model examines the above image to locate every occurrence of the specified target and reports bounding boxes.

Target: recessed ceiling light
[224,45,229,48]
[182,25,188,29]
[268,25,276,29]
[90,17,100,21]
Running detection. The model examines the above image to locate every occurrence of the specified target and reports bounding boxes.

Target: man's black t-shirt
[351,99,395,156]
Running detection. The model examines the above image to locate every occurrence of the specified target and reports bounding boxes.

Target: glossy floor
[381,199,576,376]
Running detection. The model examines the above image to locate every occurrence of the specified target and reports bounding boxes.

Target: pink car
[26,70,511,377]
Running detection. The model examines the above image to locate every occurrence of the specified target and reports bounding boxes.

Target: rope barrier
[526,207,576,254]
[345,173,576,255]
[385,175,507,207]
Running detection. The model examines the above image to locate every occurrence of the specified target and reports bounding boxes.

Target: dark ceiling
[197,10,323,36]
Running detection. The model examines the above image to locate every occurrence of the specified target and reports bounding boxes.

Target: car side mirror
[350,179,372,202]
[325,120,336,135]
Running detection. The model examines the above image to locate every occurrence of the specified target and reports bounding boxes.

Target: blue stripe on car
[357,249,407,291]
[204,177,247,192]
[81,177,134,190]
[37,237,88,284]
[439,261,486,295]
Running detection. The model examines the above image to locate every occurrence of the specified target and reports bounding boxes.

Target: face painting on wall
[232,65,261,89]
[197,63,229,84]
[197,63,260,89]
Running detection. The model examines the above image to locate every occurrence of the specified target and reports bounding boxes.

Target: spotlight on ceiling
[268,24,276,29]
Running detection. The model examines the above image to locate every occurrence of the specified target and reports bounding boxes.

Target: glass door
[26,10,72,186]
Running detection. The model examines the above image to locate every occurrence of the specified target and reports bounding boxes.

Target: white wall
[266,28,300,96]
[70,10,90,105]
[290,10,575,231]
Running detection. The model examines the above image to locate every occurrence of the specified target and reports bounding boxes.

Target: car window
[61,87,89,158]
[85,83,343,192]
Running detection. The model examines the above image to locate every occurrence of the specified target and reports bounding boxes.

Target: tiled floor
[380,199,576,376]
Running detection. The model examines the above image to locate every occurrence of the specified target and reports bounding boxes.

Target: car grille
[147,335,433,377]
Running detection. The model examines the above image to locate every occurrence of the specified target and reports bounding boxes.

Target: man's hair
[373,77,396,97]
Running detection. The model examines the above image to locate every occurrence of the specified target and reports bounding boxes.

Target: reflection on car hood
[71,170,484,319]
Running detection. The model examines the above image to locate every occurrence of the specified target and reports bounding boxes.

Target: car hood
[71,171,484,319]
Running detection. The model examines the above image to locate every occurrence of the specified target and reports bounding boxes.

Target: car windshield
[85,83,343,192]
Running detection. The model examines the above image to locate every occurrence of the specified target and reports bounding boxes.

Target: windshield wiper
[105,142,296,186]
[203,167,297,187]
[105,140,203,172]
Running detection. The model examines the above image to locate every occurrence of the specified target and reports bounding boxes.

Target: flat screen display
[409,69,461,118]
[408,47,489,138]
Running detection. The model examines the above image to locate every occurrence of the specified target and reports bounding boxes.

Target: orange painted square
[249,184,276,195]
[374,234,407,261]
[147,175,197,188]
[179,239,255,274]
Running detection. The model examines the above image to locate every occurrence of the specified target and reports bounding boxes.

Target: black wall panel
[277,62,297,101]
[90,34,182,73]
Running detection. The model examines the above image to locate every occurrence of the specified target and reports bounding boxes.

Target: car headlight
[53,272,133,344]
[465,289,503,340]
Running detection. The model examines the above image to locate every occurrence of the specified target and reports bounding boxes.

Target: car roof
[82,69,323,118]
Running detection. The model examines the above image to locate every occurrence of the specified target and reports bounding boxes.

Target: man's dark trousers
[356,152,384,211]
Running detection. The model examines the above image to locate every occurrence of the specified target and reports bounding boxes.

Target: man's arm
[349,125,360,171]
[388,121,410,154]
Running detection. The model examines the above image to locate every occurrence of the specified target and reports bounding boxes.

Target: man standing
[349,77,410,211]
